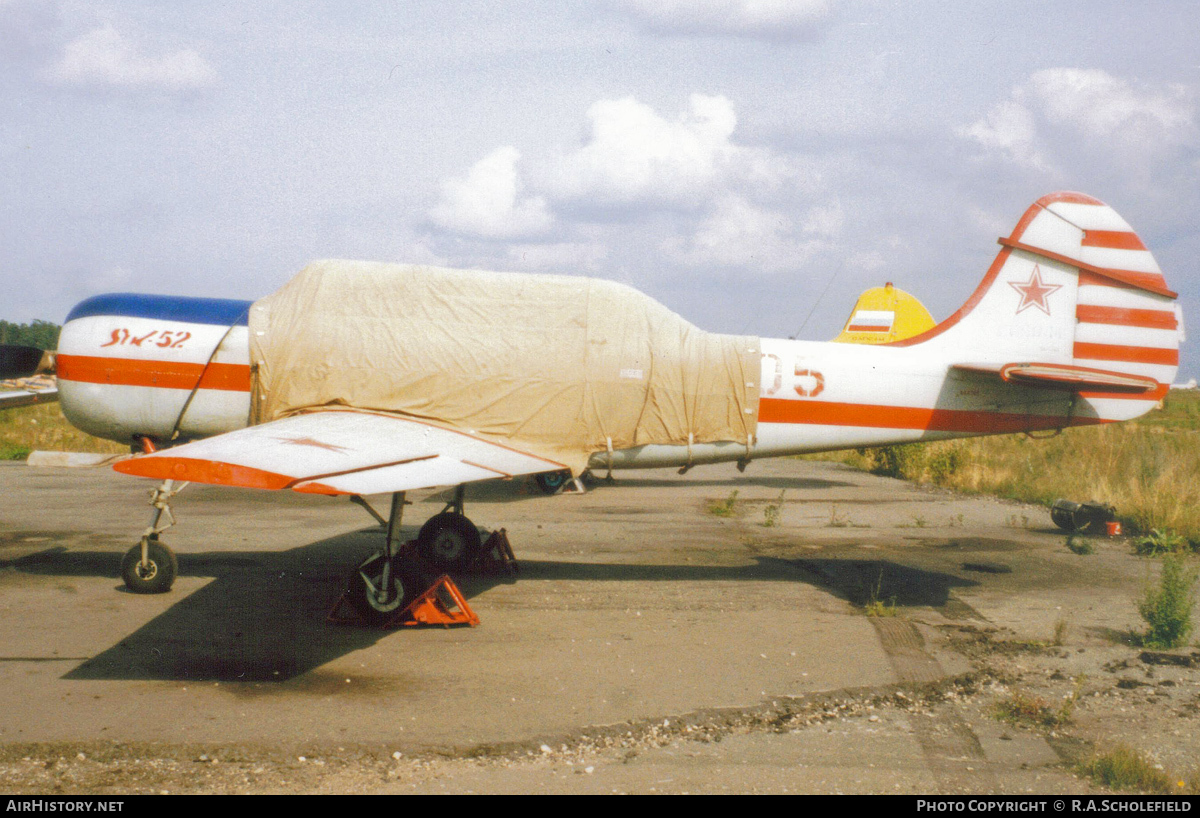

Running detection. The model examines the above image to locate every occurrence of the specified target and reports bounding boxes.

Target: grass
[1134,528,1189,556]
[807,390,1200,546]
[1078,745,1177,794]
[1136,553,1197,649]
[1066,535,1095,555]
[994,684,1079,729]
[863,571,898,617]
[706,490,739,517]
[0,401,126,460]
[761,490,785,527]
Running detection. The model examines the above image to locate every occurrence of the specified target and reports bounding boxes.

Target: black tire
[416,512,482,572]
[346,553,424,626]
[534,470,572,495]
[121,538,178,594]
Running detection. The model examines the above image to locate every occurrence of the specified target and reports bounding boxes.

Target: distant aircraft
[0,193,1182,623]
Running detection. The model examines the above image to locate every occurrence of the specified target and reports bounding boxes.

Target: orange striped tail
[892,192,1180,424]
[1026,194,1180,421]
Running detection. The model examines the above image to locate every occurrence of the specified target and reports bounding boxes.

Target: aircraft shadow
[515,557,976,609]
[45,528,976,684]
[418,473,855,506]
[600,476,855,490]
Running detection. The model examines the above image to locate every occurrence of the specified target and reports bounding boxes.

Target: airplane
[0,192,1182,625]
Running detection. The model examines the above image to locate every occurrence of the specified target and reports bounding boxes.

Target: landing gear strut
[343,485,487,625]
[346,492,425,625]
[121,479,186,594]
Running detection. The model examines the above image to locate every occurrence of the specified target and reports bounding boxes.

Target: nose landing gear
[121,479,187,594]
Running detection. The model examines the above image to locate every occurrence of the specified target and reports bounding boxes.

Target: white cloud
[1028,68,1193,145]
[664,195,839,272]
[430,146,553,239]
[958,68,1194,170]
[547,94,807,208]
[614,0,832,39]
[956,98,1051,171]
[48,24,215,90]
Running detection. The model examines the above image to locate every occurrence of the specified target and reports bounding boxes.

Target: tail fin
[892,192,1180,421]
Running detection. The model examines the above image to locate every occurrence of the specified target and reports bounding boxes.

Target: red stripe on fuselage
[757,397,1103,433]
[56,354,251,392]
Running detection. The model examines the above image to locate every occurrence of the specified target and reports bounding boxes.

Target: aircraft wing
[112,409,569,496]
[0,386,59,410]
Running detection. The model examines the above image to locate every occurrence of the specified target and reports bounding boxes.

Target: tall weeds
[813,392,1200,544]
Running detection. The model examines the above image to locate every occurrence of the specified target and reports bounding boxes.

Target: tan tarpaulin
[249,261,760,474]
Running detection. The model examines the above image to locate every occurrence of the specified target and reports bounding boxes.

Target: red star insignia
[274,436,350,453]
[1008,265,1062,315]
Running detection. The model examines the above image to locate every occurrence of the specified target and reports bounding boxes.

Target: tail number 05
[760,354,825,398]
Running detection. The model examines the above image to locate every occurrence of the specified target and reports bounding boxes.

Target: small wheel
[534,469,572,495]
[416,512,482,572]
[121,537,178,594]
[346,553,423,626]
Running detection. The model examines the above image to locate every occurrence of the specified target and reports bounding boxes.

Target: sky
[3,0,1198,376]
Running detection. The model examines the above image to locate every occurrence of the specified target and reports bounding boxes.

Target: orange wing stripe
[57,355,251,392]
[113,456,293,489]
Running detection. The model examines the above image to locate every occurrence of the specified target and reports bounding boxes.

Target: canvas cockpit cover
[248,261,760,474]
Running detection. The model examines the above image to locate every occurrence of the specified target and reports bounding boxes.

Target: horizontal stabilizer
[952,362,1158,394]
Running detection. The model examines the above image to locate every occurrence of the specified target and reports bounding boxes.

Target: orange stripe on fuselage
[56,354,251,392]
[757,398,1103,434]
[1075,305,1178,330]
[1081,230,1147,251]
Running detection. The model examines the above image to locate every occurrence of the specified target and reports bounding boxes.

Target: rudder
[892,192,1180,422]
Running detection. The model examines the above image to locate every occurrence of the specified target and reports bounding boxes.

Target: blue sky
[3,1,1198,375]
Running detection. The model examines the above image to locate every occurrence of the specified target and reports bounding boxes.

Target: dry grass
[1078,744,1181,794]
[705,490,740,517]
[0,401,126,460]
[810,391,1200,545]
[994,684,1079,730]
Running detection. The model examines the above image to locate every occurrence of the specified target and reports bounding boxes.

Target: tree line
[0,320,61,350]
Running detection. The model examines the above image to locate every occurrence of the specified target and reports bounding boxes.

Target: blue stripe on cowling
[65,293,252,327]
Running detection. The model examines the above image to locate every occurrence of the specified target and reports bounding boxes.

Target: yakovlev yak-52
[0,193,1182,623]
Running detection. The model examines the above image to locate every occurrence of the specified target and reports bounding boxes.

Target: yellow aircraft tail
[832,282,935,345]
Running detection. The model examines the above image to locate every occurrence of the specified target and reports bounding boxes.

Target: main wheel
[346,553,423,626]
[121,537,178,594]
[534,469,572,495]
[416,512,482,572]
